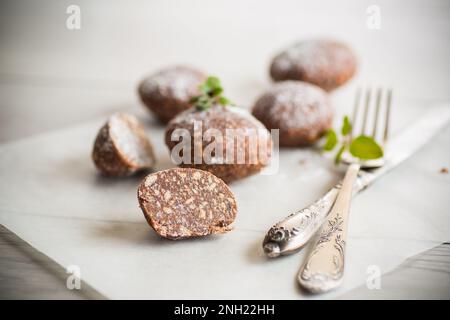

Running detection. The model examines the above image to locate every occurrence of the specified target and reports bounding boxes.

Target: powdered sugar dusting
[273,39,354,77]
[253,81,331,130]
[168,104,267,131]
[139,66,206,101]
[165,105,272,180]
[271,39,356,90]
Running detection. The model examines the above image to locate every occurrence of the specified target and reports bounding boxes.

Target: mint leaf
[323,129,338,151]
[349,135,384,160]
[341,116,352,136]
[334,145,346,164]
[196,102,210,111]
[200,76,221,95]
[218,96,231,106]
[192,76,233,111]
[205,76,221,89]
[190,95,200,104]
[194,95,211,111]
[210,86,223,97]
[199,83,209,94]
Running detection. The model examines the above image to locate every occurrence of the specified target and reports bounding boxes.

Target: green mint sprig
[190,76,233,111]
[324,115,384,164]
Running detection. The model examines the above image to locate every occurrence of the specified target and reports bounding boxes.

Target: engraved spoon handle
[262,170,374,258]
[262,185,340,257]
[297,163,360,293]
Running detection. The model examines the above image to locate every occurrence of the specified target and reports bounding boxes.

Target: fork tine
[361,88,371,135]
[350,87,361,140]
[372,88,382,138]
[383,88,392,145]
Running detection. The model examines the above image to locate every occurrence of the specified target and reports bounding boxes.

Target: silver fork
[297,87,392,293]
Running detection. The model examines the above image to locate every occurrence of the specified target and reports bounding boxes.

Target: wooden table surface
[0,0,449,299]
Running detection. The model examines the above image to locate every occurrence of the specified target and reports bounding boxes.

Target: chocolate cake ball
[138,66,207,123]
[165,105,272,183]
[252,81,332,147]
[270,39,357,91]
[138,168,237,240]
[92,113,156,177]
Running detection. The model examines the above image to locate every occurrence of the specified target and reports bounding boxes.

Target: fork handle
[298,163,360,293]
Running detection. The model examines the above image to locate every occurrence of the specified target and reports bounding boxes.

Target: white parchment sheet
[0,104,449,299]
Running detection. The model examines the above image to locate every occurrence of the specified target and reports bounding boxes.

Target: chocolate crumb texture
[92,113,156,177]
[137,168,237,240]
